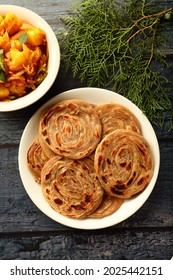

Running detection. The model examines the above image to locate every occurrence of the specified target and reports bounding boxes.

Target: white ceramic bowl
[18,87,160,230]
[0,5,60,111]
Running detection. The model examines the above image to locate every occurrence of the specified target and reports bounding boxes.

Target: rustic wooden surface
[0,0,173,260]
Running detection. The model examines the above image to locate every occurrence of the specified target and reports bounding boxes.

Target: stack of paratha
[27,99,153,219]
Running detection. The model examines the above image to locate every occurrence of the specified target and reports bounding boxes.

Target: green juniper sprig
[57,0,173,130]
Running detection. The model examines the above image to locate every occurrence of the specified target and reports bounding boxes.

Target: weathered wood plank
[0,230,172,259]
[0,141,172,232]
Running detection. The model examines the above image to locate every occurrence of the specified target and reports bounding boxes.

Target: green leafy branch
[57,0,173,130]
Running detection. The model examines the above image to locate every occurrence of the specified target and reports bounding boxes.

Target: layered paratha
[27,138,48,183]
[39,99,102,159]
[94,129,153,198]
[94,103,141,138]
[39,133,57,158]
[89,192,123,218]
[41,156,104,218]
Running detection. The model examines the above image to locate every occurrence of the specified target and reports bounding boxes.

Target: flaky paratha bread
[94,129,153,198]
[27,138,48,183]
[39,99,102,159]
[39,133,57,158]
[41,156,104,218]
[89,192,123,218]
[94,103,141,138]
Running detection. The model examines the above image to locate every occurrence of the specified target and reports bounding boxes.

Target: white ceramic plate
[18,87,160,230]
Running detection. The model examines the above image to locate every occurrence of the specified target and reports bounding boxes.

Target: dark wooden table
[0,0,173,260]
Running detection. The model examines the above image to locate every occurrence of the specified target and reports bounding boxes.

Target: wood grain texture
[0,230,172,260]
[0,0,173,260]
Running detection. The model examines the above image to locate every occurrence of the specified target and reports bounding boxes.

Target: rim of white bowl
[0,5,60,112]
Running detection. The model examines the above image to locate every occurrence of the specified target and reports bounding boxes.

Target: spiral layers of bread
[27,138,48,183]
[39,99,102,159]
[89,192,123,218]
[41,156,104,218]
[39,133,57,158]
[94,129,153,198]
[94,103,141,138]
